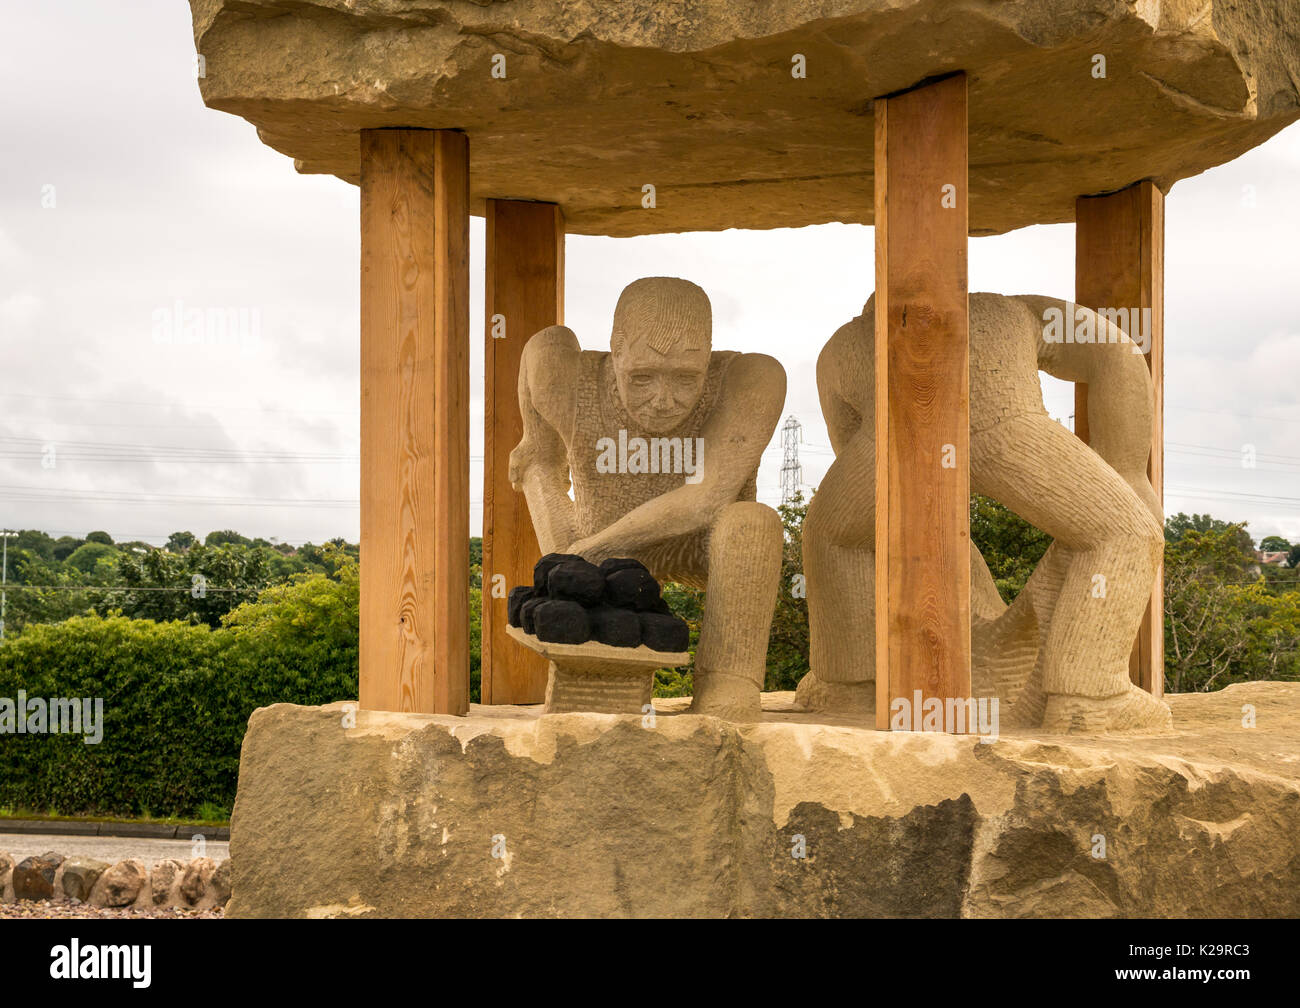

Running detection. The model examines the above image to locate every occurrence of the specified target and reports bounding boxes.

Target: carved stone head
[610,277,713,434]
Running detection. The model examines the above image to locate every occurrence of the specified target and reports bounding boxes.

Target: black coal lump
[533,600,590,644]
[547,559,605,606]
[645,595,672,616]
[520,596,547,635]
[534,552,584,593]
[598,557,650,577]
[640,612,689,652]
[507,586,535,627]
[605,566,662,610]
[588,606,641,648]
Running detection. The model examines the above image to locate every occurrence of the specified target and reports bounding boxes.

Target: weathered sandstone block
[151,859,184,905]
[89,859,147,908]
[13,852,63,901]
[228,683,1300,918]
[180,857,217,905]
[60,857,110,902]
[189,0,1300,236]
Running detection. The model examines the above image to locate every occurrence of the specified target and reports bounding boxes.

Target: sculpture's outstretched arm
[572,352,786,563]
[1016,295,1160,522]
[510,326,580,555]
[818,306,873,456]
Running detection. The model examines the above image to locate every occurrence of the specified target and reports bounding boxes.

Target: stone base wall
[226,682,1300,918]
[0,852,230,911]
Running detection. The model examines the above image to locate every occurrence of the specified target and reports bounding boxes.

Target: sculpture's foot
[1042,684,1173,735]
[795,672,875,718]
[689,671,761,723]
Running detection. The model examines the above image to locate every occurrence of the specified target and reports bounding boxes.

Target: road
[0,832,229,865]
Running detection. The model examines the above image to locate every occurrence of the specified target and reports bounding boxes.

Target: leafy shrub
[0,567,361,818]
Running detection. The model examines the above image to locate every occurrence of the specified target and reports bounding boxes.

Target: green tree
[166,531,198,553]
[116,542,276,627]
[205,529,252,547]
[766,493,811,692]
[52,536,82,562]
[657,580,704,697]
[11,530,55,561]
[1165,511,1254,554]
[66,542,118,575]
[970,494,1052,602]
[85,530,114,546]
[1163,523,1300,692]
[1260,535,1292,553]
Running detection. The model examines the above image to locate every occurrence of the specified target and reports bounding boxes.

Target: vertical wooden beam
[482,200,565,704]
[874,73,972,731]
[1074,181,1165,698]
[359,128,470,715]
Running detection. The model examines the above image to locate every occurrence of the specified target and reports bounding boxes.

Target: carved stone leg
[799,424,876,716]
[690,502,783,721]
[971,413,1171,733]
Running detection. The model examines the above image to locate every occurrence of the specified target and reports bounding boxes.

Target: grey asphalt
[0,832,229,865]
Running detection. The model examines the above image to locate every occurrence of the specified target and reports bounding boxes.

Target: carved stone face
[612,339,711,434]
[609,277,713,435]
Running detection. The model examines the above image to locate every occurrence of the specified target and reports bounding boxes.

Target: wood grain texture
[1075,181,1165,697]
[481,200,564,704]
[359,128,470,715]
[873,73,972,731]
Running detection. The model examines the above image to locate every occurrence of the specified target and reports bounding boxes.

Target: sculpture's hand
[507,440,534,492]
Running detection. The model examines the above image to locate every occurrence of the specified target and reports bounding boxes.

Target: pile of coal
[507,553,690,652]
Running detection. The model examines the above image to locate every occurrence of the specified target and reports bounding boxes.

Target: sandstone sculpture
[801,293,1172,733]
[510,277,786,720]
[190,0,1300,237]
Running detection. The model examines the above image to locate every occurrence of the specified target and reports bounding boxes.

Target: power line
[0,390,358,416]
[0,436,486,465]
[1166,403,1300,426]
[0,585,258,593]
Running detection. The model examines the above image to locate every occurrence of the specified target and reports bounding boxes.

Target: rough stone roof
[190,0,1300,236]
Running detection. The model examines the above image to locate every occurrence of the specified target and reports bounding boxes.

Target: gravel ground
[0,900,222,919]
[0,832,229,865]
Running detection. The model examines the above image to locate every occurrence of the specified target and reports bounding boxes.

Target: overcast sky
[3,1,1300,552]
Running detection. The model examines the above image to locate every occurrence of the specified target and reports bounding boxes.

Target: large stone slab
[188,0,1300,236]
[228,682,1300,917]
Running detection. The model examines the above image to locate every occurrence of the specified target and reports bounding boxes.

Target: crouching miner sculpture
[509,277,786,720]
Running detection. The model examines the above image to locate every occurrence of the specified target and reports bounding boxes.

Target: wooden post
[482,200,565,704]
[359,128,470,715]
[1074,181,1165,698]
[874,73,972,731]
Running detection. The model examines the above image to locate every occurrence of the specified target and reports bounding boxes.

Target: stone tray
[506,624,689,715]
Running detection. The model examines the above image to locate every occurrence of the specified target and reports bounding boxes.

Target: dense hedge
[0,570,360,818]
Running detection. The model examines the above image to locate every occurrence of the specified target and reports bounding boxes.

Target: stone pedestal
[227,683,1300,918]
